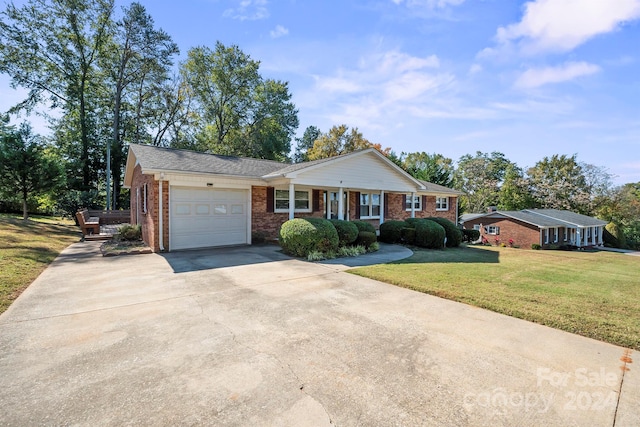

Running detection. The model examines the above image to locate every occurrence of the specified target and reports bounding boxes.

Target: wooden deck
[83,223,130,241]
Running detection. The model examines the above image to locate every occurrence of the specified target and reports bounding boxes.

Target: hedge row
[279,218,377,257]
[379,217,462,250]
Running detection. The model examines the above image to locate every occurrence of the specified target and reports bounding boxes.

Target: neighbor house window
[486,226,499,235]
[436,197,449,211]
[360,193,380,218]
[405,194,422,211]
[274,189,311,212]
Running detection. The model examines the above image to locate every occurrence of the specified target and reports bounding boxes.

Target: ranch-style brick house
[460,209,608,249]
[123,144,462,252]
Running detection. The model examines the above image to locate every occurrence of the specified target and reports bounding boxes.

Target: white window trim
[405,194,422,211]
[487,225,499,235]
[436,197,449,211]
[274,188,312,213]
[473,224,481,231]
[142,183,148,214]
[360,192,381,219]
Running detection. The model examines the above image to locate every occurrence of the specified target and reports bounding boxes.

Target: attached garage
[170,187,249,250]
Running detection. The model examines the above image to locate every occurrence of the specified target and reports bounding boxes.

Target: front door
[327,191,348,220]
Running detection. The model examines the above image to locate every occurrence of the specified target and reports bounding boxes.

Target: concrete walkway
[0,243,637,426]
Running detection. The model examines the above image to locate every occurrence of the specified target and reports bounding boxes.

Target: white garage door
[170,187,249,250]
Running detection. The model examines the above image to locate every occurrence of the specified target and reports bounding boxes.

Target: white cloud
[223,0,269,21]
[270,25,289,39]
[496,0,640,55]
[469,63,482,74]
[515,61,601,88]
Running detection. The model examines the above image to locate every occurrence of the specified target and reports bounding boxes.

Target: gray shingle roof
[460,208,607,228]
[418,180,463,195]
[130,144,286,177]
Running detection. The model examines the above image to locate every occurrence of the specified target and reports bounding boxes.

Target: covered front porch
[541,225,604,248]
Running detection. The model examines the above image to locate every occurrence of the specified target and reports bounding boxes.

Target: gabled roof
[418,180,463,196]
[460,208,607,228]
[123,144,462,196]
[126,144,285,178]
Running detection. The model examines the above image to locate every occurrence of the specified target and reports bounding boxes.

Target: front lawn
[350,245,640,350]
[0,215,80,314]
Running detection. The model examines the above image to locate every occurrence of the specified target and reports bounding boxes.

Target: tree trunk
[22,189,28,220]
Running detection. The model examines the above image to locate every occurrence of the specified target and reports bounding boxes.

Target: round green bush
[404,217,422,228]
[350,220,376,235]
[462,229,480,243]
[401,227,416,245]
[531,243,541,250]
[604,222,626,248]
[427,217,463,247]
[379,220,405,243]
[414,219,446,249]
[356,231,377,248]
[279,218,339,257]
[329,219,359,246]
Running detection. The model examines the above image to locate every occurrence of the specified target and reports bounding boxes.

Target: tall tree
[0,0,114,191]
[454,151,511,213]
[400,152,454,186]
[294,125,321,163]
[0,124,65,219]
[498,163,534,210]
[181,42,298,160]
[306,125,373,160]
[100,1,178,209]
[527,154,591,214]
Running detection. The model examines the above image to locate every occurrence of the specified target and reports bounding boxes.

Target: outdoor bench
[76,208,100,235]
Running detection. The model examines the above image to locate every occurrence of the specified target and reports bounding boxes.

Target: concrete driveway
[0,243,637,426]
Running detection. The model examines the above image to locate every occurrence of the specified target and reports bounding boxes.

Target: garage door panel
[170,187,249,250]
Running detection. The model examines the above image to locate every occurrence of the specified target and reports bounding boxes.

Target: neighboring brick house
[123,144,461,252]
[460,209,607,249]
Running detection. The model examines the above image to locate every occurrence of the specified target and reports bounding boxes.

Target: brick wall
[251,186,326,239]
[463,217,540,248]
[385,194,458,223]
[129,164,159,252]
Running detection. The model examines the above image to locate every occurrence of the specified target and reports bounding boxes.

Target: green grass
[0,214,80,314]
[350,245,640,350]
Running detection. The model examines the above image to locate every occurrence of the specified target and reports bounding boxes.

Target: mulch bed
[100,240,152,257]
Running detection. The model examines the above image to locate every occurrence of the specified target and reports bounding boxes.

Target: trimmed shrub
[414,219,446,249]
[604,222,626,249]
[531,243,541,250]
[351,220,376,235]
[279,218,339,257]
[356,231,377,248]
[401,227,416,245]
[379,220,405,243]
[427,217,463,247]
[462,229,480,243]
[329,219,359,247]
[404,217,422,228]
[117,224,142,241]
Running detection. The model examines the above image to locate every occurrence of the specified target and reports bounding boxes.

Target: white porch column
[338,187,344,220]
[411,192,416,218]
[379,190,384,224]
[598,226,603,245]
[288,183,295,220]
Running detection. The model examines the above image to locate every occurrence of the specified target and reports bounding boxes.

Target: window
[486,226,499,235]
[405,194,422,211]
[436,197,449,211]
[274,189,311,212]
[473,224,481,231]
[360,192,380,218]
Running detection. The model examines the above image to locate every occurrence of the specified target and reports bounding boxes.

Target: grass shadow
[391,245,500,264]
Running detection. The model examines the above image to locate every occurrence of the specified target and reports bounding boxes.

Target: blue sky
[1,0,639,185]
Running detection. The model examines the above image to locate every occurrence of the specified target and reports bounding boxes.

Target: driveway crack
[612,348,633,427]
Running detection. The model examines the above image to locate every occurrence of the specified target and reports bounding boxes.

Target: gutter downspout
[159,179,164,251]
